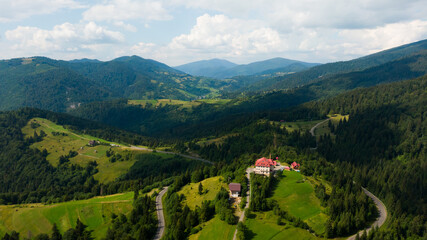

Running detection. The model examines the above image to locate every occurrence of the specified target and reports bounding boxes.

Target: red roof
[291,162,300,168]
[229,183,241,192]
[255,157,277,167]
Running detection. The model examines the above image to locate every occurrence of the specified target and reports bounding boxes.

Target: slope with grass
[271,171,328,235]
[0,192,134,239]
[178,176,227,210]
[21,117,145,183]
[189,215,236,240]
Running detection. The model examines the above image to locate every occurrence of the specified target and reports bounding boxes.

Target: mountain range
[175,57,318,79]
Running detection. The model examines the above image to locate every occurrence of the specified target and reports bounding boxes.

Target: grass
[128,98,231,110]
[313,114,349,138]
[21,118,141,183]
[0,192,134,239]
[274,119,324,133]
[189,215,236,240]
[245,211,324,240]
[271,171,327,235]
[178,176,228,210]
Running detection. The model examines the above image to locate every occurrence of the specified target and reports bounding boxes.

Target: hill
[214,57,318,79]
[71,50,427,139]
[0,56,227,112]
[246,38,427,91]
[174,58,237,77]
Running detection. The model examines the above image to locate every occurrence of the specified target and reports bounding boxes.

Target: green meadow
[0,192,134,239]
[178,176,228,210]
[128,98,231,110]
[271,171,328,235]
[189,215,236,240]
[21,118,143,183]
[312,114,349,138]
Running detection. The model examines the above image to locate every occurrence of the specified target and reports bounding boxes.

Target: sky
[1,0,427,66]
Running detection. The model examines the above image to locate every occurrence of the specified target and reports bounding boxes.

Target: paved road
[309,118,330,137]
[153,187,169,240]
[232,168,253,240]
[347,187,388,240]
[129,145,214,165]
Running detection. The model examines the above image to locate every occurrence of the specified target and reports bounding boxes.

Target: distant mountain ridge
[175,57,319,79]
[174,58,237,77]
[245,39,427,91]
[0,56,226,112]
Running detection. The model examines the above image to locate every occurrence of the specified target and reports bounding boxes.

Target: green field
[178,176,228,210]
[21,118,146,183]
[128,98,231,110]
[271,171,328,235]
[245,211,326,240]
[0,192,134,239]
[189,215,236,240]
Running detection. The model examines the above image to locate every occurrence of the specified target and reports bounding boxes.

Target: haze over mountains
[175,57,319,79]
[0,39,426,114]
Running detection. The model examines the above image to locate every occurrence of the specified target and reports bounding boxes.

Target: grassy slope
[272,171,327,235]
[189,216,236,240]
[312,114,349,138]
[0,192,134,239]
[178,176,227,210]
[21,118,146,183]
[128,98,231,110]
[245,211,327,240]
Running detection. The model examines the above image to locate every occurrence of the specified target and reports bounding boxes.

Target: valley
[0,39,426,240]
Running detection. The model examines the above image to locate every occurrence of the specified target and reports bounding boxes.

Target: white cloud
[5,22,124,55]
[169,14,285,56]
[0,0,84,22]
[83,0,172,22]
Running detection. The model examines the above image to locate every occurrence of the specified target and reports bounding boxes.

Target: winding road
[309,119,388,239]
[153,186,169,240]
[347,187,388,240]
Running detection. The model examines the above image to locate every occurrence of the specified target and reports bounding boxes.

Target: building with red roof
[254,157,277,176]
[291,161,300,170]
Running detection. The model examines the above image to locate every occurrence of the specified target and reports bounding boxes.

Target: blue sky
[1,0,427,66]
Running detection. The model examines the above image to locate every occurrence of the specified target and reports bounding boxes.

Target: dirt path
[153,187,169,240]
[232,167,253,240]
[129,146,214,165]
[347,187,387,240]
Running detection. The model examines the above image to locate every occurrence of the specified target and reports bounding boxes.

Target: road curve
[232,168,253,240]
[129,145,214,165]
[153,187,169,240]
[347,187,387,240]
[310,118,330,137]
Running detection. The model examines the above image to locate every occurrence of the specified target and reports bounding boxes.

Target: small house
[284,166,290,171]
[229,183,241,198]
[291,161,300,170]
[88,140,96,146]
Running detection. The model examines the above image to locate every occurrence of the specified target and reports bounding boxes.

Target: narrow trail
[232,167,253,240]
[129,145,214,165]
[347,187,388,240]
[153,187,169,240]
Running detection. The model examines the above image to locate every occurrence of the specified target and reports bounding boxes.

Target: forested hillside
[245,39,427,91]
[0,56,226,111]
[71,51,427,140]
[304,76,427,239]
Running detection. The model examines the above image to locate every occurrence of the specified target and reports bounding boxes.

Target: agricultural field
[271,171,328,235]
[189,215,236,240]
[178,176,228,210]
[128,98,231,110]
[0,192,135,239]
[21,118,148,183]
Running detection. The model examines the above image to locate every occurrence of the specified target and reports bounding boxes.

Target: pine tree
[198,182,203,195]
[51,223,62,240]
